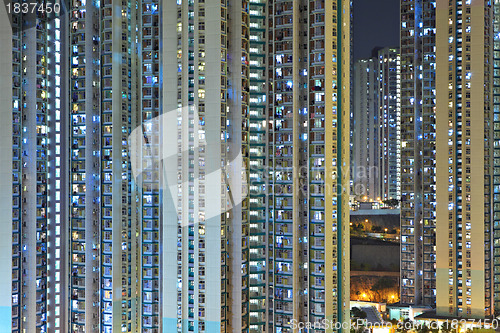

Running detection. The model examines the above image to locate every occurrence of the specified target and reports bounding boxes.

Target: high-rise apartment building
[352,48,400,202]
[138,1,161,331]
[399,0,437,307]
[248,1,269,331]
[160,1,252,332]
[267,0,350,331]
[69,0,144,331]
[5,6,69,332]
[377,47,401,201]
[1,0,148,331]
[436,0,493,318]
[352,58,380,200]
[0,0,351,332]
[0,1,160,332]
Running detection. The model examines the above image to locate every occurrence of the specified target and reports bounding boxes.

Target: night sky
[353,0,400,60]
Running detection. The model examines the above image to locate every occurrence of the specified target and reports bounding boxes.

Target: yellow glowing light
[362,293,367,298]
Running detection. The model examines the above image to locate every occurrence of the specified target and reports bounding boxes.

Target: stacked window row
[248,0,268,331]
[140,1,160,331]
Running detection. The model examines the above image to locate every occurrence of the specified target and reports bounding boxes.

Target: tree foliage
[351,307,367,319]
[383,199,399,207]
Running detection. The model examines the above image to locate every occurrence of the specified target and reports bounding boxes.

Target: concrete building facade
[436,0,494,319]
[352,58,379,201]
[399,0,437,307]
[0,1,352,332]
